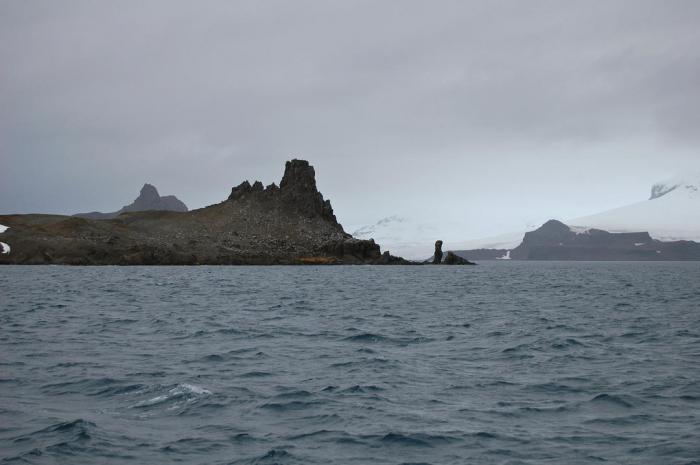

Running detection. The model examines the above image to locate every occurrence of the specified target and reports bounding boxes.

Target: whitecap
[178,383,212,395]
[133,394,170,407]
[131,383,211,408]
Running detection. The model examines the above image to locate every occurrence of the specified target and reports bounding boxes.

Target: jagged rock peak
[228,181,252,200]
[228,180,277,200]
[227,159,340,227]
[280,159,318,193]
[122,183,188,213]
[137,183,160,202]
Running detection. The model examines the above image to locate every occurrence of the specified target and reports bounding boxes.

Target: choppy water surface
[1,263,700,464]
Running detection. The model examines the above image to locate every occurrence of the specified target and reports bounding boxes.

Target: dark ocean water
[1,263,700,465]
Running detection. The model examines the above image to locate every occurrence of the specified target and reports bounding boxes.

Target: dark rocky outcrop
[75,183,188,220]
[443,251,475,265]
[0,160,408,265]
[432,240,443,264]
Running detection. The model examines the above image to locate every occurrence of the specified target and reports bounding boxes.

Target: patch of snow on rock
[569,225,591,234]
[0,224,9,254]
[650,174,700,200]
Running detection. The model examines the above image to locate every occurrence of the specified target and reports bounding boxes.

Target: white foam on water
[134,394,170,407]
[132,383,211,408]
[177,383,212,395]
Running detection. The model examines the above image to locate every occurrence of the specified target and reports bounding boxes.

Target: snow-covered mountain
[569,175,700,242]
[456,175,700,253]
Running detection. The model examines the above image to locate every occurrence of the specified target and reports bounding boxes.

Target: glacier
[569,175,700,243]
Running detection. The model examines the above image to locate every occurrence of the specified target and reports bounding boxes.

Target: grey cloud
[1,0,699,237]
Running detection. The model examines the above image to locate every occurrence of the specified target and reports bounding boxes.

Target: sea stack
[433,240,443,264]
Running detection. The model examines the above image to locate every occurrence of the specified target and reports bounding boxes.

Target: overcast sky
[2,0,699,239]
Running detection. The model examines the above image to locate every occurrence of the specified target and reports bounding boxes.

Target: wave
[339,384,385,393]
[159,436,226,454]
[230,448,299,464]
[343,332,390,343]
[342,332,434,345]
[131,383,211,409]
[41,377,125,395]
[271,389,313,399]
[7,419,99,460]
[258,400,323,412]
[379,432,457,447]
[589,393,638,408]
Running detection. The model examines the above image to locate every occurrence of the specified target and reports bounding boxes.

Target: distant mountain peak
[137,183,160,202]
[352,215,405,238]
[74,183,188,219]
[650,175,700,200]
[121,183,187,213]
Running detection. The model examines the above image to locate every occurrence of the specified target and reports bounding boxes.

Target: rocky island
[0,160,412,265]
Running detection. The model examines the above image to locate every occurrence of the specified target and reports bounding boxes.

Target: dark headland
[0,160,470,266]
